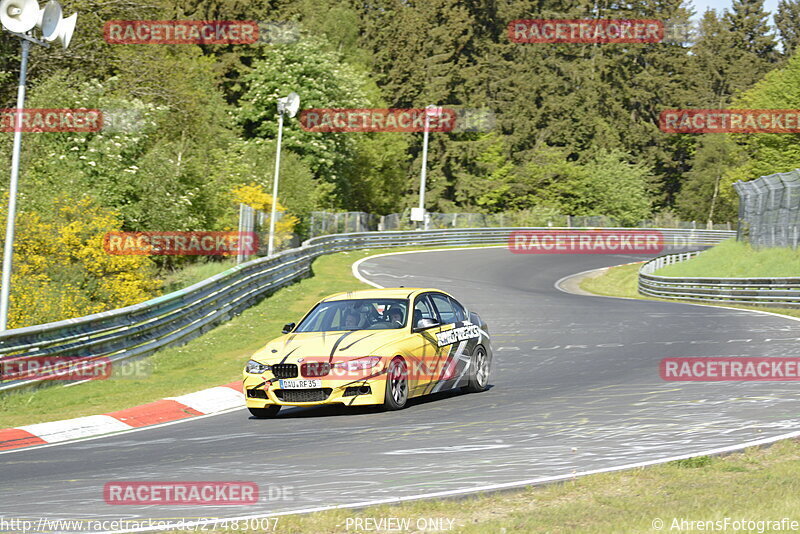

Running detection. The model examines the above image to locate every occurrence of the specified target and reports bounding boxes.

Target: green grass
[656,239,800,278]
[165,439,800,533]
[0,248,406,428]
[579,263,641,298]
[161,258,238,294]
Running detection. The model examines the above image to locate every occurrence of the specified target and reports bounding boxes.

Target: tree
[676,134,741,224]
[713,49,800,212]
[237,34,409,211]
[776,0,800,55]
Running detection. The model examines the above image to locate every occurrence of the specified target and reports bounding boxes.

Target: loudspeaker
[283,92,300,118]
[37,0,59,40]
[0,0,40,34]
[50,11,76,49]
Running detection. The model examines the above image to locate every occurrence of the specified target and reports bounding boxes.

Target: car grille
[274,388,332,403]
[271,364,298,379]
[301,362,330,377]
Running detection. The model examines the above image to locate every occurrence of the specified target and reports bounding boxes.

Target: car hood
[250,329,410,364]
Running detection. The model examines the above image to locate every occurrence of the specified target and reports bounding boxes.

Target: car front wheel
[383,357,409,410]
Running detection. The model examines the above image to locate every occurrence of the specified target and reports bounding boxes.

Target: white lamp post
[412,105,441,231]
[267,91,299,257]
[0,0,77,330]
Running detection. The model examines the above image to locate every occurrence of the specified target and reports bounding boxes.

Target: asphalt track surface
[2,248,800,531]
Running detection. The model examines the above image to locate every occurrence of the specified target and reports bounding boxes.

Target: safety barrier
[639,250,800,307]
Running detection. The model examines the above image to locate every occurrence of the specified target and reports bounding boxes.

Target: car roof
[322,288,450,302]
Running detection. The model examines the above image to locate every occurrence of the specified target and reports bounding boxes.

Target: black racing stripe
[338,369,387,388]
[338,332,377,351]
[279,347,299,364]
[328,331,357,361]
[283,334,297,348]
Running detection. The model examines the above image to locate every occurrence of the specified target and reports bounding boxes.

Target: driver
[344,309,361,329]
[388,308,404,326]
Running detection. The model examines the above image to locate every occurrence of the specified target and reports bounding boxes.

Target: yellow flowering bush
[0,196,162,329]
[231,183,299,250]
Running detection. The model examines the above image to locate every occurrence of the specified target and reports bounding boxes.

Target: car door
[427,293,480,391]
[408,292,447,395]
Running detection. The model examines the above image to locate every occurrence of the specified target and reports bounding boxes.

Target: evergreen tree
[776,0,800,55]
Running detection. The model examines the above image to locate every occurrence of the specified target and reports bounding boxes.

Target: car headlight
[333,356,382,372]
[245,360,271,374]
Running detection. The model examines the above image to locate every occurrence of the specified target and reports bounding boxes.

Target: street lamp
[0,0,77,330]
[411,105,441,231]
[267,91,299,257]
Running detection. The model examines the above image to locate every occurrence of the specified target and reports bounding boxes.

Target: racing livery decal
[435,322,481,347]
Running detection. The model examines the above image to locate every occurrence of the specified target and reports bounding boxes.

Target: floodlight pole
[267,103,285,257]
[0,38,31,331]
[419,113,430,231]
[418,105,440,231]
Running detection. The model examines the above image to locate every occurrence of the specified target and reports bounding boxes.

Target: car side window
[413,294,437,328]
[430,294,457,325]
[448,297,467,322]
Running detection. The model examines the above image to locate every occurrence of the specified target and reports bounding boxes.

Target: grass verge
[656,238,800,278]
[161,258,238,294]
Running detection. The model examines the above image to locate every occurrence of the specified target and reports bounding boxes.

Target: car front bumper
[242,370,388,407]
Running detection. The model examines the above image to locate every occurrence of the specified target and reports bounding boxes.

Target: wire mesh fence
[309,211,381,237]
[237,203,300,262]
[309,208,730,237]
[734,169,800,249]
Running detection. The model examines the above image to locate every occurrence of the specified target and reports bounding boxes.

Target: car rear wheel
[465,346,490,393]
[383,357,408,410]
[248,405,281,418]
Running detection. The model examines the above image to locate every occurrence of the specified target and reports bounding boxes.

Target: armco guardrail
[0,227,734,392]
[639,250,800,307]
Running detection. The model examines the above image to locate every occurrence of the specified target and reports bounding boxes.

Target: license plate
[279,379,322,389]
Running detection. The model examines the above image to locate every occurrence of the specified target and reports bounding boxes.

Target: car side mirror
[282,322,296,334]
[414,318,439,331]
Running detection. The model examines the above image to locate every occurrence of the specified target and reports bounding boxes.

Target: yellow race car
[242,288,492,417]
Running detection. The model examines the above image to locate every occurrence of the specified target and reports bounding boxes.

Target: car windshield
[295,298,409,332]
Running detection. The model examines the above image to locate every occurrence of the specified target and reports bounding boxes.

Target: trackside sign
[509,230,664,254]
